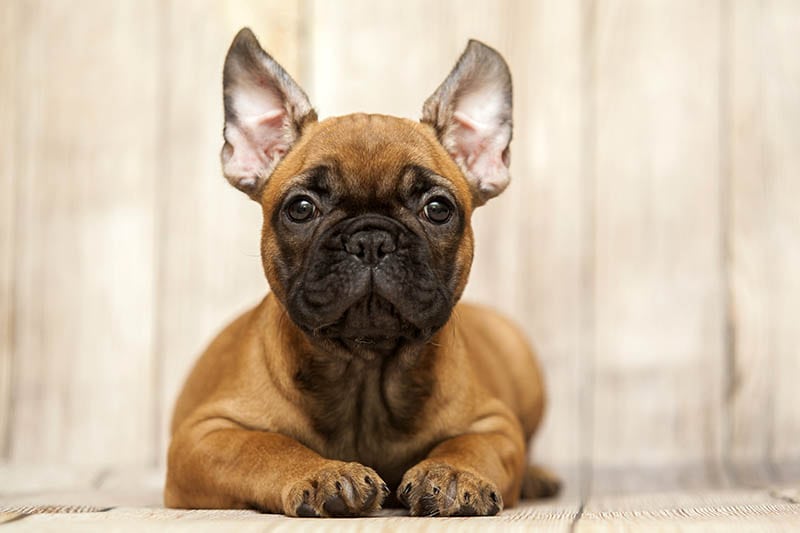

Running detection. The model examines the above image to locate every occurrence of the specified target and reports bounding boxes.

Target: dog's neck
[264,293,443,445]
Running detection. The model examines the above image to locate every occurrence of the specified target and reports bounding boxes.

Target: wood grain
[727,0,800,482]
[156,0,302,464]
[9,0,160,464]
[0,0,20,459]
[575,488,800,532]
[0,504,578,533]
[590,0,725,474]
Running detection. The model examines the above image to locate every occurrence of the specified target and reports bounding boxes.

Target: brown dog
[165,28,559,518]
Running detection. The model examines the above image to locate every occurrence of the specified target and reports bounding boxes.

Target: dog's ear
[422,40,513,206]
[221,28,317,200]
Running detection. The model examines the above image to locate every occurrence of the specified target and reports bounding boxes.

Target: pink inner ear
[450,111,511,198]
[452,112,490,166]
[222,109,290,191]
[244,109,289,158]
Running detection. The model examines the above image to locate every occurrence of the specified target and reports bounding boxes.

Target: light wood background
[1,0,798,495]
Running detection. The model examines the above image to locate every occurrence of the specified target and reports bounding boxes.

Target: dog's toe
[283,461,387,517]
[398,463,502,517]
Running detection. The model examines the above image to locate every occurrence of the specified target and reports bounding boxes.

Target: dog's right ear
[422,40,512,207]
[221,28,316,200]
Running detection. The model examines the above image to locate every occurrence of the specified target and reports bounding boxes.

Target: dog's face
[260,116,475,351]
[220,29,513,352]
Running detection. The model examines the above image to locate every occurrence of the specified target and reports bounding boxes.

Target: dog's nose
[344,230,396,265]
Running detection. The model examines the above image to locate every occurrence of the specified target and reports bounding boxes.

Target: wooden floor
[1,465,798,531]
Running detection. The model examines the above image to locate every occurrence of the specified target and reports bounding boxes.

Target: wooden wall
[0,0,798,489]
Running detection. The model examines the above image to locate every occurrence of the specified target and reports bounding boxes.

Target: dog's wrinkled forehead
[262,114,473,210]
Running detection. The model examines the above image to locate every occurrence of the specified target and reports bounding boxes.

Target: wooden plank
[309,0,585,484]
[591,0,725,476]
[1,503,577,533]
[10,0,159,465]
[727,0,800,483]
[0,0,20,459]
[0,465,162,509]
[499,0,585,477]
[590,463,729,497]
[156,0,302,464]
[757,1,800,479]
[726,0,773,483]
[575,488,800,532]
[0,465,101,497]
[307,0,454,119]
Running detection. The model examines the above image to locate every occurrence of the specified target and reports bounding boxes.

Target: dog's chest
[294,354,434,482]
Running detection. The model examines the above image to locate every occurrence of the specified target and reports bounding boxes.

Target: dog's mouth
[312,293,424,346]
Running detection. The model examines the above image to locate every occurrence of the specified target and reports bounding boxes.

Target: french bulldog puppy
[165,28,559,518]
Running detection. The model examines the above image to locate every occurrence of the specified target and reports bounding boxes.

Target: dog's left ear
[221,28,317,200]
[422,40,512,206]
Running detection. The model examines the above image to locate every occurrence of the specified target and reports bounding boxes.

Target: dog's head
[221,29,513,353]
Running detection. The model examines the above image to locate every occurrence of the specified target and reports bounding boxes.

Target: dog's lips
[316,291,420,340]
[295,263,432,326]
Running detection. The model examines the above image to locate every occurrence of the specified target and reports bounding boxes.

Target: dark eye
[286,197,317,223]
[422,198,453,224]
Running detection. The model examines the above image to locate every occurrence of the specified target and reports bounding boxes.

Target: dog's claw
[362,485,379,510]
[296,502,319,517]
[454,504,478,516]
[398,482,412,506]
[323,494,352,517]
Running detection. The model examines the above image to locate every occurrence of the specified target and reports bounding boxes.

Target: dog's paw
[283,461,389,517]
[397,463,502,517]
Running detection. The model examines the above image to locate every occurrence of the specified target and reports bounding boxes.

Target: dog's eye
[422,198,453,224]
[286,197,317,223]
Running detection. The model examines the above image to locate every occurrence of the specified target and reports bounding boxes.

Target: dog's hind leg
[520,464,562,500]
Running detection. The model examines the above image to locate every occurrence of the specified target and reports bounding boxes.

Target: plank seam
[2,0,23,461]
[569,500,586,532]
[718,0,736,489]
[756,0,778,480]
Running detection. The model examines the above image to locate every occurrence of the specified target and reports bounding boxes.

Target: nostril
[377,240,396,258]
[344,230,396,264]
[343,235,364,258]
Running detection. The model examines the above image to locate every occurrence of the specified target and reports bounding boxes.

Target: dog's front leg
[165,421,388,517]
[397,408,526,516]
